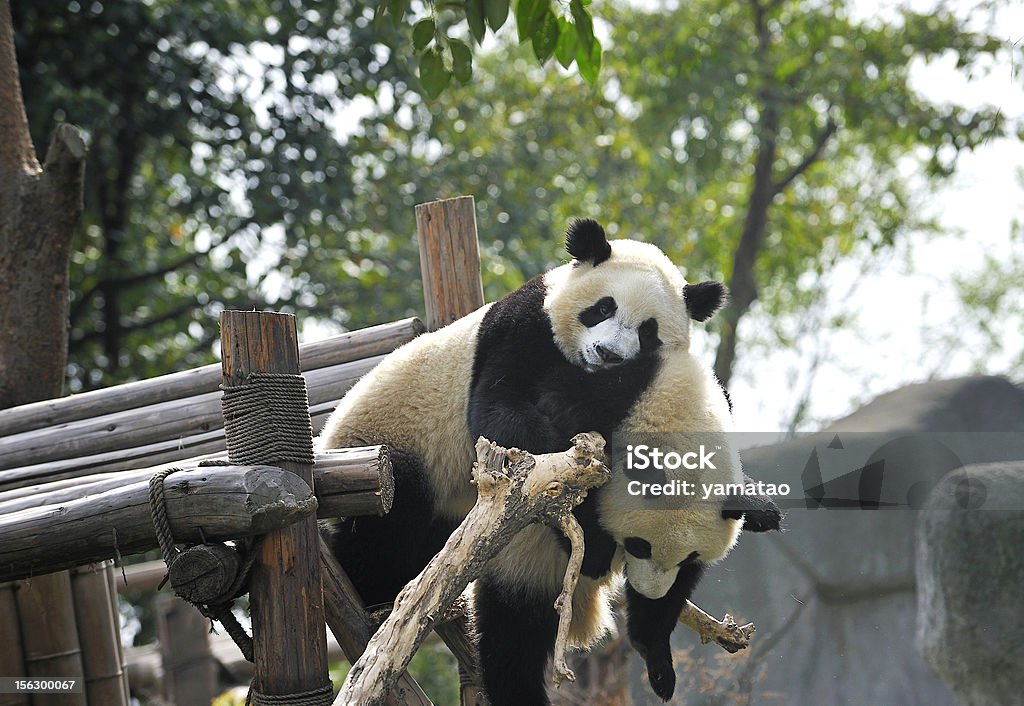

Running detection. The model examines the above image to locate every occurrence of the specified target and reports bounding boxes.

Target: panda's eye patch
[639,318,660,349]
[623,536,653,559]
[578,297,617,327]
[678,551,700,566]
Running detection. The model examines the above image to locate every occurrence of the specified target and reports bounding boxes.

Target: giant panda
[317,219,752,705]
[598,348,783,700]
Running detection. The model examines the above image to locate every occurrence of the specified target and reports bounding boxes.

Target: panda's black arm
[625,563,704,702]
[468,376,568,454]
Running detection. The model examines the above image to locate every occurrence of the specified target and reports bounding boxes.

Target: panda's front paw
[646,653,676,701]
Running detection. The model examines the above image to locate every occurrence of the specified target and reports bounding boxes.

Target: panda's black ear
[684,281,728,322]
[566,219,612,266]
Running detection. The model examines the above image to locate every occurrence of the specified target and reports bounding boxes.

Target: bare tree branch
[772,117,839,196]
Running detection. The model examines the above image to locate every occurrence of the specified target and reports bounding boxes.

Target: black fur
[565,218,612,266]
[684,281,728,322]
[469,273,663,703]
[327,450,458,606]
[626,563,705,701]
[475,573,559,706]
[721,484,783,532]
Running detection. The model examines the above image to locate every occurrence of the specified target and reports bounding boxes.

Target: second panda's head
[543,219,726,372]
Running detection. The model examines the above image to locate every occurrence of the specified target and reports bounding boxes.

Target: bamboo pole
[219,310,331,699]
[415,196,484,331]
[70,562,130,705]
[0,582,28,706]
[14,572,87,706]
[0,317,422,437]
[156,594,217,706]
[0,465,317,582]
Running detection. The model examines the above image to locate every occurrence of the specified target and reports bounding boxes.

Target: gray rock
[916,462,1024,706]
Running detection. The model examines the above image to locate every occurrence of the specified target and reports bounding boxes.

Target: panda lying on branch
[318,220,781,705]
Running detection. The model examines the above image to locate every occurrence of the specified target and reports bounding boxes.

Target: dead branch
[551,511,585,686]
[334,433,609,706]
[679,601,756,653]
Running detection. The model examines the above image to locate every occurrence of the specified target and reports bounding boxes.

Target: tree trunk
[712,0,778,389]
[0,0,90,696]
[0,0,85,408]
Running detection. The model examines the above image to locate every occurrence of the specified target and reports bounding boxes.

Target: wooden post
[220,311,331,699]
[71,562,130,705]
[415,196,488,704]
[156,594,217,706]
[415,196,485,331]
[14,572,87,706]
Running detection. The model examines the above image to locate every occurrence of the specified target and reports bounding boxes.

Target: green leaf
[412,19,436,51]
[484,0,509,32]
[387,0,409,27]
[450,39,473,83]
[576,34,601,84]
[569,0,594,52]
[466,0,487,44]
[516,0,547,44]
[419,47,451,98]
[532,10,559,63]
[554,17,578,68]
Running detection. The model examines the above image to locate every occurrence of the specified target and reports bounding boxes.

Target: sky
[719,0,1024,432]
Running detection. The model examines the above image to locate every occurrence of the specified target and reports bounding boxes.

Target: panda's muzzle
[595,344,624,365]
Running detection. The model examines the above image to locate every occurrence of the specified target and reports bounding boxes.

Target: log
[0,317,422,436]
[335,433,609,706]
[0,465,317,582]
[0,355,382,474]
[0,446,394,518]
[415,197,484,331]
[220,310,331,699]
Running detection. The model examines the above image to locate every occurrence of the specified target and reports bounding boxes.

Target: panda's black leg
[625,562,704,702]
[475,573,558,706]
[326,450,453,606]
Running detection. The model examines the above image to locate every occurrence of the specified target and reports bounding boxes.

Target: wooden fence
[0,196,485,706]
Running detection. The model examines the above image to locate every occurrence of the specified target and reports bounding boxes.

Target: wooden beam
[0,317,422,437]
[219,310,331,699]
[319,539,432,706]
[0,465,317,582]
[0,447,394,519]
[0,355,382,474]
[415,197,484,331]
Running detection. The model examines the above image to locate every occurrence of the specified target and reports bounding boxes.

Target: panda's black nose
[595,345,623,364]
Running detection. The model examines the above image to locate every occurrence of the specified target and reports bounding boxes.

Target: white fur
[317,305,491,520]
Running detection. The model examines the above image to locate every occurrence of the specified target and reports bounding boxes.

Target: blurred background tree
[12,0,1018,399]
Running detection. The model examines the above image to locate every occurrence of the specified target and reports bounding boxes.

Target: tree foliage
[12,0,1019,392]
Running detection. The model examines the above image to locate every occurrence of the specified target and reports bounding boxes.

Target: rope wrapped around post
[220,372,316,466]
